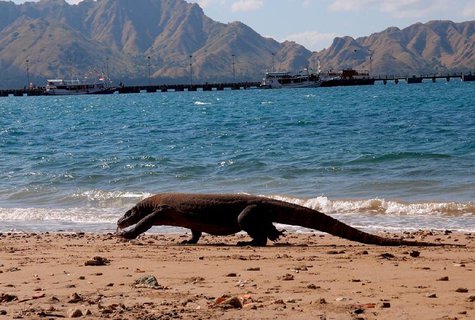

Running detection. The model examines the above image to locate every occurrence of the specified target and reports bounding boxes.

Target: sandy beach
[0,230,473,319]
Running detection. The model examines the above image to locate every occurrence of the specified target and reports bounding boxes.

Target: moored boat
[261,71,322,89]
[45,76,114,95]
[320,69,374,87]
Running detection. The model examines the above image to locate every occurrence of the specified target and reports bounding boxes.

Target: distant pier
[1,73,475,97]
[321,73,475,87]
[374,73,475,84]
[114,81,260,94]
[0,81,260,97]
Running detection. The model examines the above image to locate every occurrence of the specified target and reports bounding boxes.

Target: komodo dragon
[116,193,444,246]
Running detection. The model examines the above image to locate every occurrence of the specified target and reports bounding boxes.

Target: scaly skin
[117,193,446,246]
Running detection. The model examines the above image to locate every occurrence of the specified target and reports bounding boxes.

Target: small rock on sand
[409,250,420,257]
[133,275,166,289]
[280,273,295,281]
[0,293,17,303]
[219,296,243,309]
[380,253,396,260]
[85,256,110,266]
[69,308,83,318]
[68,292,83,303]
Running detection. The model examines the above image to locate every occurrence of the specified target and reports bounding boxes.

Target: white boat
[45,76,114,95]
[261,71,322,89]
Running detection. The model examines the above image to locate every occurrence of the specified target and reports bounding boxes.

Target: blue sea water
[0,81,474,233]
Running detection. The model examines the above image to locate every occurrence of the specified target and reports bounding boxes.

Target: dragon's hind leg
[181,230,202,244]
[267,225,285,241]
[237,204,282,246]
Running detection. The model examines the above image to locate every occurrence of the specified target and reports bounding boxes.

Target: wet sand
[0,231,474,319]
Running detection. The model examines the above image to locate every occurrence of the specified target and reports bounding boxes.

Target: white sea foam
[0,207,120,233]
[0,207,117,223]
[270,195,475,217]
[72,190,152,202]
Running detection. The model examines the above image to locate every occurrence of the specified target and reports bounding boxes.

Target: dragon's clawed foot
[180,237,199,245]
[268,229,286,242]
[116,230,138,240]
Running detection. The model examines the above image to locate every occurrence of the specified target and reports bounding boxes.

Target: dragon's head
[117,204,152,229]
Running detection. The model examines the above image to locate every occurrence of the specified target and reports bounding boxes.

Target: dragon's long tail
[275,203,442,246]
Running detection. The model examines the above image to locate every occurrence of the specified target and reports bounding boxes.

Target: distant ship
[261,71,322,89]
[45,75,114,95]
[320,69,375,87]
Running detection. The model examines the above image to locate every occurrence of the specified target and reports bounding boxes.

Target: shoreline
[1,231,474,319]
[2,197,474,234]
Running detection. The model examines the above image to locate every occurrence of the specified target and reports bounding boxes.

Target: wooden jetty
[1,73,475,97]
[0,82,260,97]
[114,81,259,94]
[374,73,475,84]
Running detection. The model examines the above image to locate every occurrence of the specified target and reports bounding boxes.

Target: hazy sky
[10,0,475,51]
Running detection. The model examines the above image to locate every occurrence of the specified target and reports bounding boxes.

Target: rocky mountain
[314,20,475,76]
[0,0,474,88]
[0,0,309,87]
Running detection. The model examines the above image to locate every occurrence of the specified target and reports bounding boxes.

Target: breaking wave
[272,195,474,217]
